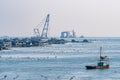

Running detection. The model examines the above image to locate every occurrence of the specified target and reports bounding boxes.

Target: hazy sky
[0,0,120,37]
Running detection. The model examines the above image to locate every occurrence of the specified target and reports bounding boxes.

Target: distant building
[60,30,76,38]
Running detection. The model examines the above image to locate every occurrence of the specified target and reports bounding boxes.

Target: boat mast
[100,47,102,61]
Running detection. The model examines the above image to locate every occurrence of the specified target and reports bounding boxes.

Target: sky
[0,0,120,37]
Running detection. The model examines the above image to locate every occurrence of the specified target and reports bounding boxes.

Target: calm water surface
[0,37,120,80]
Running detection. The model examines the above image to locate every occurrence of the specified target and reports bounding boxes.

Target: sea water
[0,37,120,80]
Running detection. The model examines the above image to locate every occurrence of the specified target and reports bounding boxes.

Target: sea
[0,37,120,80]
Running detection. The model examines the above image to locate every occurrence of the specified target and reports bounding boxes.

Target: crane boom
[41,14,50,39]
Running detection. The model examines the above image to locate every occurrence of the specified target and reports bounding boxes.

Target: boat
[85,47,109,69]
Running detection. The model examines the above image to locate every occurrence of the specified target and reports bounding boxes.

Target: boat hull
[86,65,109,69]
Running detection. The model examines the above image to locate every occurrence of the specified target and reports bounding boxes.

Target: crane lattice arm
[41,14,50,39]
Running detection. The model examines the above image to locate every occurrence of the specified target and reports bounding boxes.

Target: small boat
[86,47,109,69]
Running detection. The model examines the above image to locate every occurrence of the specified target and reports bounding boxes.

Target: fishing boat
[85,47,109,69]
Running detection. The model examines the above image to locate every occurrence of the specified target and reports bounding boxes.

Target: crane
[34,14,50,39]
[41,14,50,39]
[34,28,40,38]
